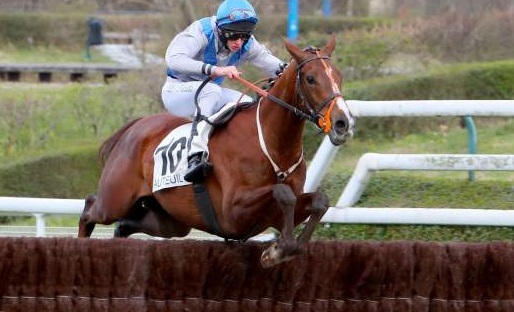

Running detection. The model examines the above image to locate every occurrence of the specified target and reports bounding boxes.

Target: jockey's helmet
[216,0,258,35]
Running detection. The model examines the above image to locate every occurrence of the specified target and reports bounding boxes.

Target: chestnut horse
[78,35,355,267]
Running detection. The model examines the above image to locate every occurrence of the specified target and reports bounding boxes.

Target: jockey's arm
[165,21,212,77]
[245,38,285,78]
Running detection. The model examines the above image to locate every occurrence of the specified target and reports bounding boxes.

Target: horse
[78,35,355,267]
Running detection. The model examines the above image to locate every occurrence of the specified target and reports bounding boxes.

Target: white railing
[320,153,514,225]
[305,99,514,192]
[0,197,275,240]
[1,100,514,234]
[305,99,514,226]
[336,153,514,208]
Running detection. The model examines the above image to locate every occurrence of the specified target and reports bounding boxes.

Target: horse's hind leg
[115,214,190,239]
[78,194,97,238]
[114,197,191,239]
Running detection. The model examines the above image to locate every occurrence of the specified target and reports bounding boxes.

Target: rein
[233,76,318,124]
[233,51,342,132]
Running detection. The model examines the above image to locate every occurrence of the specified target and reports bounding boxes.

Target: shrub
[412,9,514,62]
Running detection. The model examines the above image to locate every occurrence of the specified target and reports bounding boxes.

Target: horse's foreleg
[261,184,303,268]
[295,191,330,245]
[78,194,97,238]
[228,183,307,267]
[272,184,297,241]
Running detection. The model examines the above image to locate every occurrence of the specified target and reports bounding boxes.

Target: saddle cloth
[152,101,245,192]
[152,123,192,192]
[152,101,250,192]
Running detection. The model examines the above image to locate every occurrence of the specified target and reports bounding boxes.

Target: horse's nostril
[335,119,347,131]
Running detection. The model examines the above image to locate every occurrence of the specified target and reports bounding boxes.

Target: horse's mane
[262,45,319,93]
[99,117,143,166]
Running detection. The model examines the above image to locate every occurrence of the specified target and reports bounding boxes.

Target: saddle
[208,100,255,126]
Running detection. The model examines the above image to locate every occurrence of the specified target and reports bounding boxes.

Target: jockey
[161,0,284,183]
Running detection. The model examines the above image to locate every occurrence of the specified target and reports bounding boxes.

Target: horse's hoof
[261,242,306,268]
[261,243,281,268]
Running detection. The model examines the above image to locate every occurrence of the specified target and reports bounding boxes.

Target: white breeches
[161,77,252,119]
[161,78,253,158]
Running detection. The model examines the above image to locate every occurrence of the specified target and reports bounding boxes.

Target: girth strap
[192,181,223,237]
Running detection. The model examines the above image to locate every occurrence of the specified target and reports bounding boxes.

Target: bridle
[260,50,343,134]
[295,50,343,133]
[237,50,345,182]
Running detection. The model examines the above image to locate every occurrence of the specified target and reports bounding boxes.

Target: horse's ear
[322,34,337,56]
[284,38,305,62]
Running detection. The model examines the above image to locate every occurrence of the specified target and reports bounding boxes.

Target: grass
[0,81,161,166]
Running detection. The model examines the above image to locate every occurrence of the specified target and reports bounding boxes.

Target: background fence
[1,99,513,237]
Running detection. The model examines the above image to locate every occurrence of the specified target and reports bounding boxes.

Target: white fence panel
[337,153,514,208]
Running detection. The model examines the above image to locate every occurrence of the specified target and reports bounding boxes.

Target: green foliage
[0,146,100,198]
[347,61,514,101]
[298,15,393,34]
[313,223,514,242]
[0,12,87,50]
[0,68,163,164]
[0,12,389,53]
[341,60,514,140]
[0,12,171,52]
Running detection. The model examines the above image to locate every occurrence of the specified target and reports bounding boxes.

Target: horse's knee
[79,195,95,225]
[272,184,296,208]
[311,191,330,214]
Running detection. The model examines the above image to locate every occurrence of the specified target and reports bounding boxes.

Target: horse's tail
[99,118,142,166]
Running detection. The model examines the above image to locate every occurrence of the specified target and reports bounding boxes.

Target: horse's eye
[306,75,315,85]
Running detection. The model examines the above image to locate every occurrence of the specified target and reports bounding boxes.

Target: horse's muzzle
[328,98,355,145]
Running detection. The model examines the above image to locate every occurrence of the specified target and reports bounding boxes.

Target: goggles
[222,31,252,41]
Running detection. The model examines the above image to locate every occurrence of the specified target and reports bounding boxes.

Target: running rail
[319,153,514,225]
[304,99,514,192]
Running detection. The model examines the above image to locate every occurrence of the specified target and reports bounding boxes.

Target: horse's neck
[257,73,305,161]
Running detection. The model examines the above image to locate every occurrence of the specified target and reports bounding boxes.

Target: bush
[412,9,514,62]
[0,12,86,50]
[0,66,164,163]
[344,61,514,140]
[0,147,100,198]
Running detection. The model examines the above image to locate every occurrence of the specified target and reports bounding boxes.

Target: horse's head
[284,35,355,145]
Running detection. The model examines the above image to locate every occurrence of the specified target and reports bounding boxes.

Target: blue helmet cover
[216,0,259,28]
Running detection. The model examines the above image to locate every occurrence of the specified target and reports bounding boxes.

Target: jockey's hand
[212,66,241,79]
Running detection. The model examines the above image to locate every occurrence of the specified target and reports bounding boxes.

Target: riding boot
[184,120,213,183]
[184,152,212,182]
